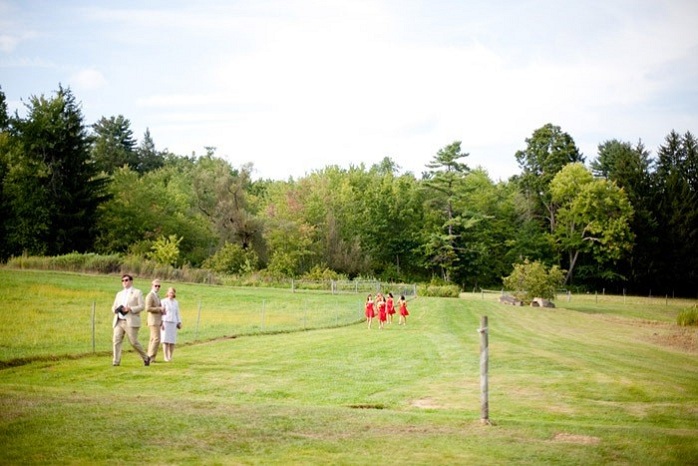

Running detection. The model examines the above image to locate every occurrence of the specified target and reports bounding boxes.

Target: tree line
[0,85,696,296]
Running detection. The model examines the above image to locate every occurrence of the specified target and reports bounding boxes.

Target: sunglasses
[121,278,131,282]
[154,285,161,288]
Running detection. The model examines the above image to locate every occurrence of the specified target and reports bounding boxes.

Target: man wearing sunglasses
[145,278,166,363]
[111,274,149,366]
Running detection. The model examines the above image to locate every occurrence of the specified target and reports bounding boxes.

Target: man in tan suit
[145,278,166,362]
[112,274,149,366]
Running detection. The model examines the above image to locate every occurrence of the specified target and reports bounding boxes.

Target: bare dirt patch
[553,432,601,445]
[595,315,698,353]
[410,398,442,409]
[649,327,698,353]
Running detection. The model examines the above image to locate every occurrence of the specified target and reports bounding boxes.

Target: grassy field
[0,270,364,364]
[0,270,696,464]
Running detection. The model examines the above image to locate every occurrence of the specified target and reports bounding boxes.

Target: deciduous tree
[515,123,584,233]
[550,163,634,285]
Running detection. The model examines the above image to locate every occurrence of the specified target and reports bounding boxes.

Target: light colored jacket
[112,287,145,328]
[145,290,165,326]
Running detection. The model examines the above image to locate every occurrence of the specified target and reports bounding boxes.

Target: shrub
[6,253,51,270]
[51,252,87,271]
[503,259,565,303]
[418,283,460,298]
[147,234,183,267]
[202,242,259,274]
[301,265,343,281]
[677,305,698,326]
[83,253,122,274]
[5,252,123,274]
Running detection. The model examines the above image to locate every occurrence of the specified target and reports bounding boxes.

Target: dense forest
[0,86,696,296]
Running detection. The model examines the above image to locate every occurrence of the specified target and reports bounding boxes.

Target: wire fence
[472,288,698,308]
[1,282,419,364]
[291,279,418,298]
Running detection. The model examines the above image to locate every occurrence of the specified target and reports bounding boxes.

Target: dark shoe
[144,357,151,366]
[112,363,120,366]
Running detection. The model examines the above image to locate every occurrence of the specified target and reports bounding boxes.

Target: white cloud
[69,68,107,91]
[0,34,21,53]
[3,0,698,181]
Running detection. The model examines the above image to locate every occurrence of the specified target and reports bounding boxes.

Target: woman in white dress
[160,287,182,362]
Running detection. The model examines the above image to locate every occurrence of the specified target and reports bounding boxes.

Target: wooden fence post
[479,315,490,425]
[261,299,266,331]
[91,301,96,353]
[195,300,202,341]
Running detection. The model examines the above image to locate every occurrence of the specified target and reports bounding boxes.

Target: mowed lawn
[0,270,696,464]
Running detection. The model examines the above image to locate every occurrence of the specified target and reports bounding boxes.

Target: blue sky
[1,0,697,181]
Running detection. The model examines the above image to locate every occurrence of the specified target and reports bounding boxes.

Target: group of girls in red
[364,292,409,329]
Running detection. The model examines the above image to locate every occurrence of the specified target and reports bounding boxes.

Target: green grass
[0,270,697,464]
[0,269,364,364]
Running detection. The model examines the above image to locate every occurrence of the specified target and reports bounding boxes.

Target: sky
[1,0,697,181]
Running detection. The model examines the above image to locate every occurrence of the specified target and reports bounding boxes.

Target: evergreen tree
[422,141,471,282]
[5,85,109,255]
[135,128,165,174]
[90,115,137,174]
[652,131,698,296]
[592,140,658,293]
[0,88,11,259]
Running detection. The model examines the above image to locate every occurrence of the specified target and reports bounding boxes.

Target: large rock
[499,295,523,306]
[531,297,555,308]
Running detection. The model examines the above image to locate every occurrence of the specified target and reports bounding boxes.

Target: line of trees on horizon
[0,85,696,297]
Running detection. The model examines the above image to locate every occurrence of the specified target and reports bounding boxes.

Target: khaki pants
[113,320,147,365]
[147,325,161,360]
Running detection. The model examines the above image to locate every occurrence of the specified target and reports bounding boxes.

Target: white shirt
[117,287,132,320]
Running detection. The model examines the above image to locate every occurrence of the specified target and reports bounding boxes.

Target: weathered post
[92,301,96,353]
[195,300,202,341]
[261,299,266,331]
[479,315,490,425]
[303,301,308,329]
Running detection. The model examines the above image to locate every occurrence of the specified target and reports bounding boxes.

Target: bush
[6,253,52,270]
[418,283,460,298]
[503,259,565,303]
[82,253,122,274]
[146,234,183,267]
[301,265,344,282]
[51,252,87,271]
[677,305,698,326]
[203,242,259,275]
[5,252,123,274]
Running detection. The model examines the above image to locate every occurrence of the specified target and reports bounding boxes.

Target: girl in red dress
[364,294,375,329]
[398,295,409,325]
[376,293,387,329]
[386,292,396,324]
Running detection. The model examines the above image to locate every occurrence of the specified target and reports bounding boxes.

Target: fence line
[290,279,417,298]
[474,288,697,307]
